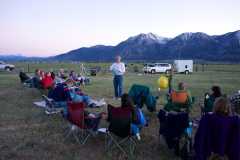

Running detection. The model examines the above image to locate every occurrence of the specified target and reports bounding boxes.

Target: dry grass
[0,63,240,160]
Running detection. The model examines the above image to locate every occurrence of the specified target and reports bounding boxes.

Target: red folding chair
[64,102,98,144]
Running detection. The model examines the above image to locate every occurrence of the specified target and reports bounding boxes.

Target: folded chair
[104,105,138,157]
[64,102,99,144]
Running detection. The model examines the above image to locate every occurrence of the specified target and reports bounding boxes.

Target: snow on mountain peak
[127,33,170,44]
[178,32,210,41]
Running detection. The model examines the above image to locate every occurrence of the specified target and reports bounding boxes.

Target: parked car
[0,61,15,71]
[174,60,193,74]
[143,63,172,74]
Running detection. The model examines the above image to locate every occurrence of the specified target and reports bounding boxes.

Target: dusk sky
[0,0,239,57]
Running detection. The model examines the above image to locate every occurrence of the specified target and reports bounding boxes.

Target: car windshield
[160,64,170,67]
[145,64,155,67]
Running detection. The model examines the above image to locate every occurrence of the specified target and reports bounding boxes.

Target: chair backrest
[158,109,189,138]
[194,114,240,160]
[19,72,29,83]
[171,90,188,104]
[108,105,132,138]
[67,102,85,129]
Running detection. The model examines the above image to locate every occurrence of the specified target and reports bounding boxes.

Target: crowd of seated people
[19,68,91,88]
[19,68,240,159]
[194,94,240,160]
[20,69,54,89]
[158,82,240,160]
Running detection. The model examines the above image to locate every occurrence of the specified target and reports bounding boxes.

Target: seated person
[76,74,91,85]
[164,82,192,112]
[47,83,71,114]
[69,87,105,108]
[203,86,222,113]
[31,69,43,89]
[194,97,240,160]
[51,71,55,80]
[230,91,240,116]
[19,70,31,83]
[58,68,68,79]
[69,70,78,81]
[108,93,146,140]
[41,71,54,89]
[230,91,240,160]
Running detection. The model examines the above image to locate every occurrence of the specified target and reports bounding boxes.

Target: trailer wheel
[184,70,190,75]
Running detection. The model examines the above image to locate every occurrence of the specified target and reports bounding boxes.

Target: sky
[0,0,239,57]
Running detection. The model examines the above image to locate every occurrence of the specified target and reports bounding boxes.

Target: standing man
[110,55,126,99]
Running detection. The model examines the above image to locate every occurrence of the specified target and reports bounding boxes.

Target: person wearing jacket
[194,97,240,160]
[164,82,192,112]
[203,86,222,113]
[110,55,125,99]
[41,72,54,89]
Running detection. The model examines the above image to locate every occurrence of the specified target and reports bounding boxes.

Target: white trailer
[174,60,193,74]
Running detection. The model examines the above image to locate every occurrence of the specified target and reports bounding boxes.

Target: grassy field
[0,63,240,160]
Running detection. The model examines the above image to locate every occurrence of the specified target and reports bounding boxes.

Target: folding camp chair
[194,114,240,160]
[158,109,193,159]
[104,106,138,157]
[64,102,99,144]
[42,95,62,114]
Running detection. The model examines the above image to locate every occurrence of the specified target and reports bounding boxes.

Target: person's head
[213,97,231,116]
[40,70,45,75]
[35,69,40,75]
[115,55,121,63]
[121,93,134,108]
[46,71,51,77]
[211,86,222,97]
[178,82,187,90]
[59,68,64,74]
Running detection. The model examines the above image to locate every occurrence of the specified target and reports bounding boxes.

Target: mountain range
[53,30,240,62]
[1,30,240,62]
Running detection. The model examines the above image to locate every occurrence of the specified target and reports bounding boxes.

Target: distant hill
[1,30,240,62]
[52,30,240,62]
[0,55,43,62]
[0,55,27,61]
